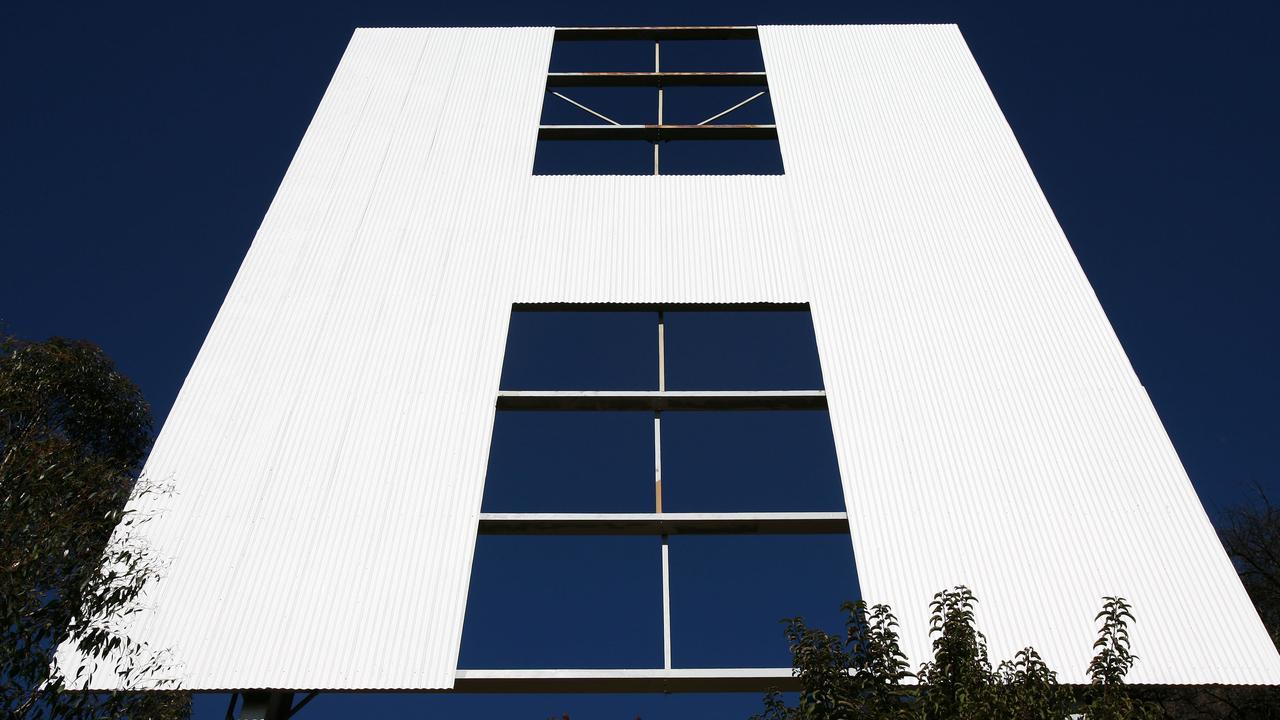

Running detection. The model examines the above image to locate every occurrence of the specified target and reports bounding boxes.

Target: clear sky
[2,0,1277,718]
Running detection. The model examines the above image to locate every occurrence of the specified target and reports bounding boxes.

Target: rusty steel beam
[495,390,825,411]
[452,668,799,693]
[547,71,768,87]
[537,124,778,141]
[554,26,758,41]
[478,512,851,536]
[510,302,809,312]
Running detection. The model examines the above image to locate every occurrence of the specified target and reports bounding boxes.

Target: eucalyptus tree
[1,335,188,719]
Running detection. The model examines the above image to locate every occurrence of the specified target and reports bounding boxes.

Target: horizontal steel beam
[452,668,797,693]
[495,390,826,411]
[554,26,759,41]
[511,302,809,312]
[478,512,849,535]
[538,124,777,141]
[548,72,768,87]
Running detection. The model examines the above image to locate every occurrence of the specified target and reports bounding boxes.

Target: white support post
[654,40,662,175]
[657,310,666,392]
[654,415,663,513]
[661,536,672,670]
[656,310,671,669]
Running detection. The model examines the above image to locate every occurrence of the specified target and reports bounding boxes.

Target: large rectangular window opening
[533,27,785,176]
[460,303,858,679]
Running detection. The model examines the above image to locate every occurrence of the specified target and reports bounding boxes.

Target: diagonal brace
[549,91,622,125]
[698,91,767,125]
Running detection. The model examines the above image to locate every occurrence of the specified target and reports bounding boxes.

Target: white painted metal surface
[56,24,1280,689]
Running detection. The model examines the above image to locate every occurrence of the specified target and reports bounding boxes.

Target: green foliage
[757,587,1155,720]
[1088,597,1138,686]
[0,335,189,719]
[915,586,998,719]
[848,601,913,715]
[1083,598,1160,720]
[753,601,911,720]
[993,647,1072,720]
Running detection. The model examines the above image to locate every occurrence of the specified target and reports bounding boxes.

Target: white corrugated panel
[57,24,1279,690]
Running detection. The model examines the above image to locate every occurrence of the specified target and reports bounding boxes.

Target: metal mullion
[656,310,671,669]
[654,416,664,512]
[654,40,662,176]
[658,310,667,393]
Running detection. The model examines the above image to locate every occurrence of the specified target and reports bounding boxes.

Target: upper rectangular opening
[664,310,824,390]
[652,39,766,72]
[500,310,657,390]
[500,304,821,391]
[535,26,784,176]
[549,39,655,73]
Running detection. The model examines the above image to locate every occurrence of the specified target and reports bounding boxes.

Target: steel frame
[541,25,777,174]
[466,304,839,696]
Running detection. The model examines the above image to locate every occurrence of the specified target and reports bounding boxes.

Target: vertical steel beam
[657,310,667,392]
[661,531,672,669]
[655,309,666,513]
[656,310,671,669]
[654,415,663,513]
[654,40,662,175]
[238,692,294,720]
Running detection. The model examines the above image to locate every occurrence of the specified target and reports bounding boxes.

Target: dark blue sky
[2,1,1277,717]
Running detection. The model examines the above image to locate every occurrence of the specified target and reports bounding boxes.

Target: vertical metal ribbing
[656,310,671,669]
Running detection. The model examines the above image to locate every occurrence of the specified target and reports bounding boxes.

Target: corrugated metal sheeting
[57,24,1280,689]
